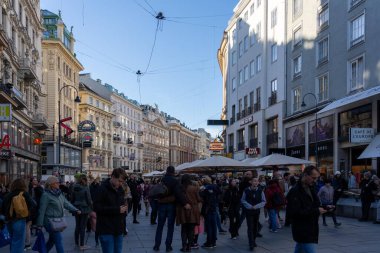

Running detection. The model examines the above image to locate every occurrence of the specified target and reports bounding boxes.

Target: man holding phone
[94,168,128,253]
[317,179,341,227]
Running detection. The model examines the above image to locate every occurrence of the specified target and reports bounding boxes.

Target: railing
[230,117,235,125]
[268,92,277,106]
[249,138,258,148]
[242,109,246,118]
[254,102,260,112]
[237,142,245,151]
[113,136,121,141]
[137,131,143,136]
[237,112,241,120]
[247,106,252,115]
[318,56,328,65]
[266,132,278,145]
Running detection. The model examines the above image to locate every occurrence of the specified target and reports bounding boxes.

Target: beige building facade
[41,10,84,179]
[78,79,114,179]
[0,0,47,184]
[141,105,169,172]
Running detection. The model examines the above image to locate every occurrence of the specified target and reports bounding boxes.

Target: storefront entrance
[351,146,372,174]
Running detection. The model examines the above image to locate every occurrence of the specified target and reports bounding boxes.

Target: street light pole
[301,93,318,169]
[57,85,81,169]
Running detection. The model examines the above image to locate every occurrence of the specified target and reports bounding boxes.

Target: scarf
[46,188,62,197]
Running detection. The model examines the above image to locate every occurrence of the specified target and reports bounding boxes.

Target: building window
[271,8,277,28]
[237,129,245,151]
[293,26,302,48]
[244,65,249,82]
[244,11,248,21]
[256,55,262,73]
[256,22,261,41]
[292,88,301,112]
[350,0,364,9]
[271,44,278,62]
[250,60,255,77]
[293,55,302,77]
[232,51,236,65]
[317,74,328,102]
[317,37,328,64]
[89,97,93,105]
[250,29,256,46]
[232,29,237,44]
[349,55,364,90]
[232,78,236,91]
[271,79,278,93]
[350,14,365,46]
[239,70,244,85]
[250,91,254,109]
[239,41,243,57]
[256,87,261,111]
[293,0,303,18]
[250,3,255,15]
[257,0,261,7]
[318,4,329,28]
[244,35,249,51]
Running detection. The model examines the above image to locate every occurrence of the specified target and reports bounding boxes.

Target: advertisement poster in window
[309,115,333,142]
[286,123,305,147]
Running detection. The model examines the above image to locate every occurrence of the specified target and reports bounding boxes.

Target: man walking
[127,174,142,224]
[153,166,189,252]
[288,165,327,253]
[94,168,128,253]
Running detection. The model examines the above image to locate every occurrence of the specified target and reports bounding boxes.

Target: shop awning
[318,86,380,114]
[358,134,380,159]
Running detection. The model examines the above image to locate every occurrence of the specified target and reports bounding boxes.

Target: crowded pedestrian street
[4,208,376,253]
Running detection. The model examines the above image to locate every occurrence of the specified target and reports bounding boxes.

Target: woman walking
[176,174,201,252]
[72,174,93,250]
[223,179,240,239]
[2,178,36,253]
[36,176,80,253]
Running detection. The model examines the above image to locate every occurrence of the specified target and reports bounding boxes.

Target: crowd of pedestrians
[0,166,379,253]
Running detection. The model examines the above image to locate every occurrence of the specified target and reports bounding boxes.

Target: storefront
[285,123,305,174]
[308,115,334,177]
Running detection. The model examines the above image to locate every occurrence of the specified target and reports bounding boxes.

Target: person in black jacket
[127,174,142,224]
[153,166,189,252]
[94,168,127,253]
[359,172,374,221]
[223,179,240,239]
[287,166,327,253]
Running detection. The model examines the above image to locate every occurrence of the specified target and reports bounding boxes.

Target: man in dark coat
[94,168,127,253]
[127,174,142,223]
[153,166,189,252]
[288,166,327,253]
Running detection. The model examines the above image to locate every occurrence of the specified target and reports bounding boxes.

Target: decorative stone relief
[48,50,55,70]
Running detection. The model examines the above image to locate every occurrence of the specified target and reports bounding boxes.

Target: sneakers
[191,243,199,249]
[219,229,227,234]
[334,222,341,227]
[79,245,91,250]
[269,230,278,233]
[133,220,140,224]
[153,246,160,251]
[24,244,32,251]
[202,243,216,249]
[230,236,237,240]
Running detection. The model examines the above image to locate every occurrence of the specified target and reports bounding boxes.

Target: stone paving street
[8,209,379,253]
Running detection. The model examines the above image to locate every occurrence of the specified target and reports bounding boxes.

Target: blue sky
[40,0,239,138]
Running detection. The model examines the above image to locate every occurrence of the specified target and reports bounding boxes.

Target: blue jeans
[294,243,316,253]
[154,203,176,248]
[8,219,26,253]
[205,211,217,245]
[99,234,123,253]
[45,224,64,253]
[268,209,278,231]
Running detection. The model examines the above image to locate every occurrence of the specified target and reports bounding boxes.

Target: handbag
[32,229,47,253]
[0,225,11,248]
[48,217,67,232]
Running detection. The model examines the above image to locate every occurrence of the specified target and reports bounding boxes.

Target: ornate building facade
[0,0,47,184]
[40,10,84,180]
[79,74,114,179]
[141,105,169,172]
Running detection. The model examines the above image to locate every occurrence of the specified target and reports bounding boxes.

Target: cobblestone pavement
[8,209,380,253]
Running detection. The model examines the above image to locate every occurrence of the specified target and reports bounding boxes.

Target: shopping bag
[32,229,47,253]
[0,225,11,248]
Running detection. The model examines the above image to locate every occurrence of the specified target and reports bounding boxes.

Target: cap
[335,171,341,175]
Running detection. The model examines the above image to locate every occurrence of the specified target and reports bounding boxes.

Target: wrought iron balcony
[268,92,277,106]
[266,132,278,145]
[137,143,144,149]
[113,136,121,142]
[18,57,37,81]
[32,113,49,130]
[137,130,143,136]
[237,112,241,120]
[230,117,235,125]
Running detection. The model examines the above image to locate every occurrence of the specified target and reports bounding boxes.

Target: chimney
[96,79,102,84]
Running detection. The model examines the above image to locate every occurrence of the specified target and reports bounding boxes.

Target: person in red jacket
[265,180,285,232]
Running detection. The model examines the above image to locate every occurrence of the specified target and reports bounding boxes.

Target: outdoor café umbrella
[250,153,315,167]
[142,170,165,177]
[358,134,380,159]
[181,155,252,174]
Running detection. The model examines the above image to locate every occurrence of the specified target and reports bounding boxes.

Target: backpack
[272,191,285,207]
[148,183,168,199]
[9,192,29,219]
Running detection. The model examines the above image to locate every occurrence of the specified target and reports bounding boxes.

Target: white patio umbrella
[250,153,315,167]
[358,135,380,159]
[241,158,258,165]
[181,155,252,174]
[175,160,202,173]
[142,170,165,177]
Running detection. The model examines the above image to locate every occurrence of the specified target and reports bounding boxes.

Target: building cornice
[42,40,84,71]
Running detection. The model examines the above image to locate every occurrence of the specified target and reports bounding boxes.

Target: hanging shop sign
[209,140,225,151]
[246,147,260,156]
[350,128,374,143]
[240,115,254,127]
[78,120,96,132]
[0,104,12,122]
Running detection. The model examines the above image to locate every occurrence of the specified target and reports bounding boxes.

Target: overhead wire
[143,0,157,16]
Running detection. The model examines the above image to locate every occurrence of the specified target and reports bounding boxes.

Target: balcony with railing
[268,92,277,106]
[236,112,241,120]
[266,132,278,145]
[113,135,121,142]
[249,138,258,148]
[18,57,38,80]
[113,121,121,128]
[32,113,49,130]
[254,102,260,112]
[241,109,246,118]
[11,86,27,109]
[247,106,252,115]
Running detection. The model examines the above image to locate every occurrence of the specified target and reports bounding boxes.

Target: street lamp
[301,93,318,169]
[57,85,81,169]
